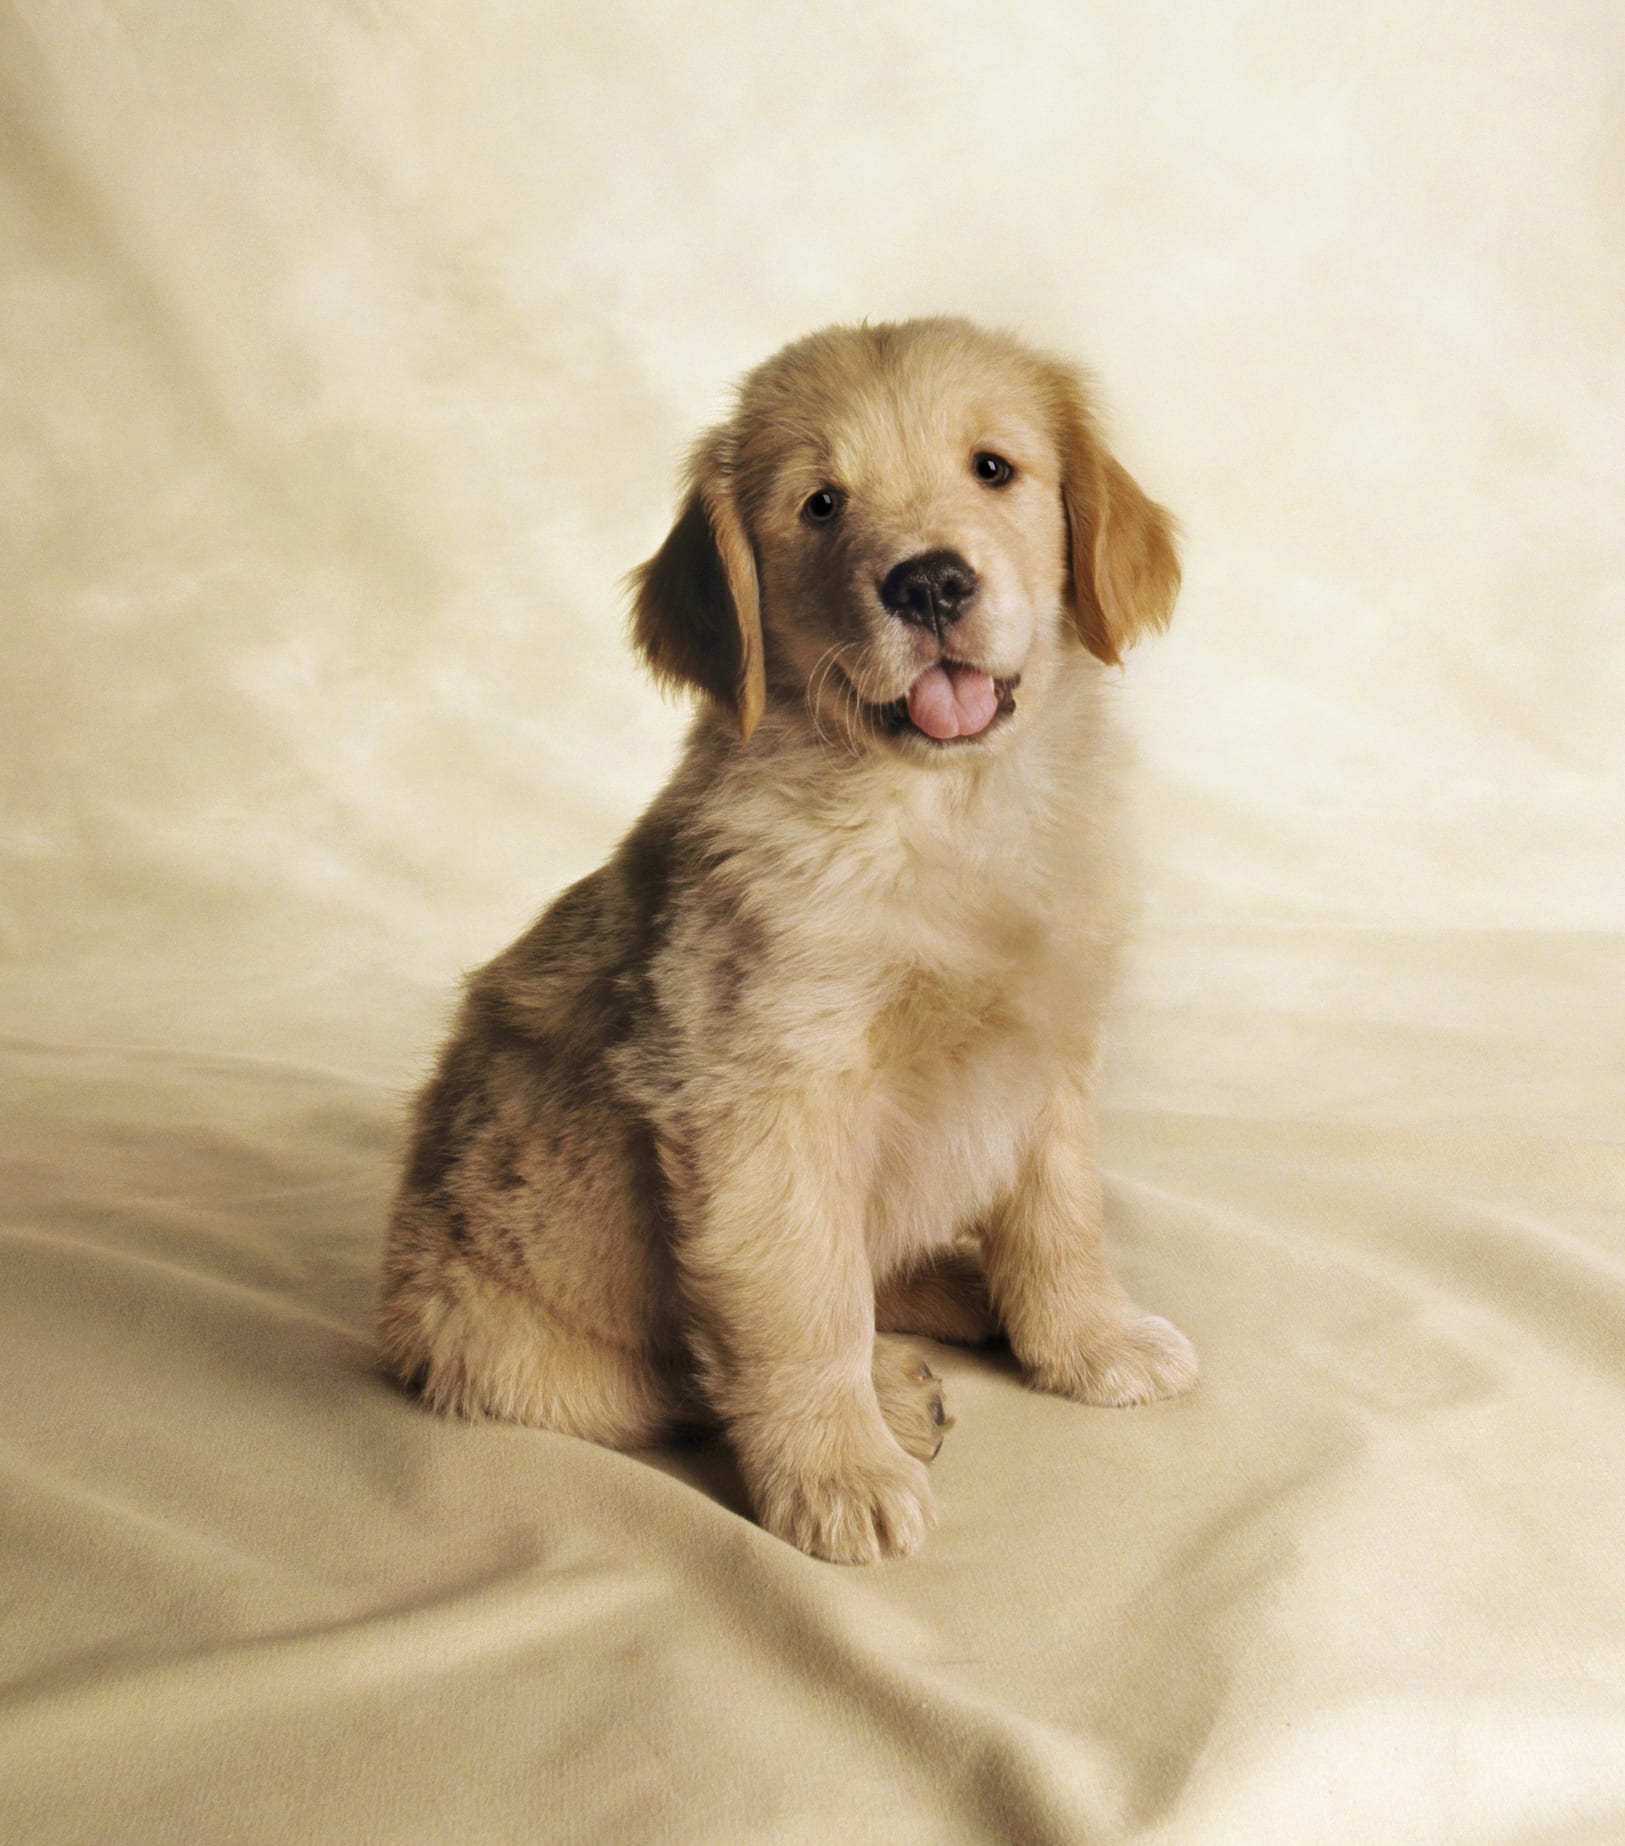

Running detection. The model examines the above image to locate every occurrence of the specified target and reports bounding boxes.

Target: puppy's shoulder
[466,777,705,1040]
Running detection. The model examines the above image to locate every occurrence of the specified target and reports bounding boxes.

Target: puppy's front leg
[985,1084,1198,1406]
[678,1088,932,1564]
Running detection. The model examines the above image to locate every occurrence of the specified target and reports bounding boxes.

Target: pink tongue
[905,665,998,741]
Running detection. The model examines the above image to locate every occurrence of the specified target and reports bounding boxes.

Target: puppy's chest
[850,853,1095,1250]
[844,820,1092,1083]
[859,948,1051,1258]
[859,862,1065,1098]
[865,939,1035,1073]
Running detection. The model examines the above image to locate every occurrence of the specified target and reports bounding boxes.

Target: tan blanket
[4,5,1622,1840]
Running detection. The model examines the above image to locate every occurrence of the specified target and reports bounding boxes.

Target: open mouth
[874,661,1020,745]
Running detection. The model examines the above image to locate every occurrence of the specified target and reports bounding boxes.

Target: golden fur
[378,317,1195,1563]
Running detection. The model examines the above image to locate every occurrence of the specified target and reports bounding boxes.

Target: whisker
[805,643,845,757]
[805,638,890,761]
[838,673,859,759]
[840,640,878,759]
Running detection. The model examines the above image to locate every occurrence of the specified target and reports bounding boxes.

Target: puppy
[379,317,1196,1563]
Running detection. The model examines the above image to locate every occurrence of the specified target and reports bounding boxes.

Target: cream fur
[378,317,1195,1563]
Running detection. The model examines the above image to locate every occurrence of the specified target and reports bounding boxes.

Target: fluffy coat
[378,318,1197,1562]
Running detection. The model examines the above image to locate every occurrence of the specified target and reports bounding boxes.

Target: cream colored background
[3,4,1623,1842]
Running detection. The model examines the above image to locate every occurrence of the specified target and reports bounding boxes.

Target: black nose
[879,550,979,632]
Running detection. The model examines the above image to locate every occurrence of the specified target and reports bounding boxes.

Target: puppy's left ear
[629,430,766,741]
[1048,368,1181,667]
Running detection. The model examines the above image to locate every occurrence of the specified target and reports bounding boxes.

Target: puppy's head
[631,319,1179,757]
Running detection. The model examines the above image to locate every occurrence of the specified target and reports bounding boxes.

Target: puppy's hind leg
[872,1336,952,1461]
[379,1205,689,1449]
[874,1238,997,1345]
[411,1298,687,1447]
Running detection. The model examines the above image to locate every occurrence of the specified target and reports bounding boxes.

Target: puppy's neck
[679,672,1103,882]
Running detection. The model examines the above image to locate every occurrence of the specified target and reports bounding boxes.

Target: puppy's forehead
[733,320,1054,495]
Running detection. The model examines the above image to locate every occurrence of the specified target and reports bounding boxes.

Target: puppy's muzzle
[879,550,979,635]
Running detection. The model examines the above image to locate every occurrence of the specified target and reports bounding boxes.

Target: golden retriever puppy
[378,317,1195,1563]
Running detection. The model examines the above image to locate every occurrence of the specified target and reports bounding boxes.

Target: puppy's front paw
[1031,1311,1198,1407]
[752,1439,935,1565]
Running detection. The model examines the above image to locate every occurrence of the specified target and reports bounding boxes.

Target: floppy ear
[1049,370,1181,667]
[628,432,765,741]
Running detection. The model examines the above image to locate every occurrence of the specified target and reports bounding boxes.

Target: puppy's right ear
[629,432,765,742]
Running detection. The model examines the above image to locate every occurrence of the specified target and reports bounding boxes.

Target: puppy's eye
[802,487,843,524]
[973,452,1014,487]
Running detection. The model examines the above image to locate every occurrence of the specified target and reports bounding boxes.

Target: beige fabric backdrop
[3,3,1622,1841]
